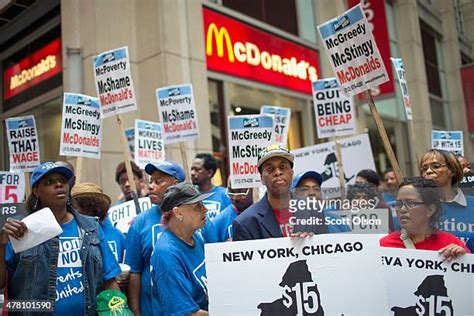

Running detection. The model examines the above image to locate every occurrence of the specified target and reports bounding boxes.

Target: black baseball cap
[160,183,214,212]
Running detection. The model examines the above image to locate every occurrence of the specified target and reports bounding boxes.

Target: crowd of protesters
[0,147,472,315]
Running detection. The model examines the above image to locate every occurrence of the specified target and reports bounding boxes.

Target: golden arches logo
[206,23,235,62]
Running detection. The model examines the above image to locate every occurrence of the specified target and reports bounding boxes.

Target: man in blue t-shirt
[191,153,231,221]
[125,160,185,316]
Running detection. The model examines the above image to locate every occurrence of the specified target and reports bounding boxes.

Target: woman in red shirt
[380,177,469,261]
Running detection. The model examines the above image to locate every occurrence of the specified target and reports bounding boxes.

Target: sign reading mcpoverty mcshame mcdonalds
[203,7,320,95]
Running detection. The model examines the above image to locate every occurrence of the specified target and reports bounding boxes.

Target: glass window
[296,0,317,43]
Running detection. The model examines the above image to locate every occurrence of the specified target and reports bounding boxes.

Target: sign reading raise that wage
[0,171,25,203]
[60,93,102,159]
[228,115,274,189]
[391,58,413,121]
[432,131,464,156]
[292,133,376,198]
[312,78,356,138]
[206,234,388,315]
[381,248,474,315]
[318,4,389,97]
[260,105,291,145]
[134,119,165,169]
[156,84,199,144]
[5,115,40,172]
[93,46,137,118]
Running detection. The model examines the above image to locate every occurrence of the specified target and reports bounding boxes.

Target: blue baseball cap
[291,171,323,189]
[145,160,185,182]
[31,162,74,188]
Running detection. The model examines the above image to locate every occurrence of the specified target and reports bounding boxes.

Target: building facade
[1,0,473,200]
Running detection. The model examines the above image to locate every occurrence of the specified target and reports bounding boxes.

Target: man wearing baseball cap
[233,145,328,241]
[125,160,185,316]
[292,171,323,199]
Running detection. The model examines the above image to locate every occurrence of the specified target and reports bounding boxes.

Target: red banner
[3,38,62,100]
[348,0,394,99]
[203,7,320,95]
[461,64,474,134]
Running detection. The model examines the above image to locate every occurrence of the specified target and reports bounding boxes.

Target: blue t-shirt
[101,217,126,263]
[211,204,238,242]
[439,195,474,252]
[202,186,231,221]
[150,230,208,316]
[125,205,163,316]
[5,217,119,316]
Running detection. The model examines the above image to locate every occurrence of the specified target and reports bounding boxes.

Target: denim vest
[7,207,104,316]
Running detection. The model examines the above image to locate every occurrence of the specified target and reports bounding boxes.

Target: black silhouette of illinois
[258,260,324,316]
[391,275,453,316]
[320,153,354,183]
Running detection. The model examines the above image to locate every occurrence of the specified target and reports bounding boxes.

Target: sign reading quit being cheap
[317,4,389,97]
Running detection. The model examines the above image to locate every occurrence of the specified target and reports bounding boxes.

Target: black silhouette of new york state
[258,260,324,316]
[391,275,453,316]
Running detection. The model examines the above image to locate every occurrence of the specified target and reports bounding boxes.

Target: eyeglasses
[226,188,250,197]
[420,163,446,173]
[295,186,321,194]
[392,200,426,210]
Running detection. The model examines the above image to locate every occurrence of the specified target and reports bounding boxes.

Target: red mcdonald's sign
[203,7,320,95]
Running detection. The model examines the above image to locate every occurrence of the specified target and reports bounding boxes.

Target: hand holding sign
[1,218,27,245]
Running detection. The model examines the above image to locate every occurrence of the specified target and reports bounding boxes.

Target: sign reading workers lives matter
[206,234,389,315]
[391,58,413,121]
[228,115,274,189]
[432,131,464,156]
[134,119,165,169]
[292,133,376,198]
[60,93,102,159]
[156,84,199,144]
[318,4,389,97]
[381,248,474,316]
[108,197,152,233]
[0,172,25,203]
[93,46,137,118]
[260,106,291,145]
[312,78,356,138]
[5,115,40,172]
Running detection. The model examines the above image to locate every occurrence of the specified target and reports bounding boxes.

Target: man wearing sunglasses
[233,145,329,241]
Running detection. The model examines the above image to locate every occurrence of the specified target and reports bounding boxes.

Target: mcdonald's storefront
[203,6,323,180]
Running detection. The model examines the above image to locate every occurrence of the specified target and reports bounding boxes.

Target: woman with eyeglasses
[419,149,474,252]
[380,177,469,260]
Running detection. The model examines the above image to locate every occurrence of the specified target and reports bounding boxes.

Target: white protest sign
[432,131,464,156]
[156,84,199,144]
[206,234,388,315]
[134,119,165,169]
[0,172,25,203]
[93,46,137,118]
[381,248,474,315]
[5,115,40,172]
[318,4,389,97]
[260,105,291,145]
[124,128,135,160]
[60,93,102,158]
[108,197,152,233]
[312,78,356,138]
[391,58,413,121]
[292,133,375,198]
[228,115,274,189]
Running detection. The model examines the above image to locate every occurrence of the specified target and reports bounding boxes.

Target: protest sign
[5,115,40,172]
[124,128,135,160]
[0,203,27,228]
[292,133,376,198]
[0,171,25,203]
[60,93,102,158]
[260,106,291,145]
[318,4,389,97]
[93,46,137,118]
[432,131,464,156]
[228,115,274,189]
[206,234,388,315]
[134,119,164,169]
[108,197,152,233]
[381,248,474,315]
[391,58,412,121]
[312,78,356,138]
[156,84,199,144]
